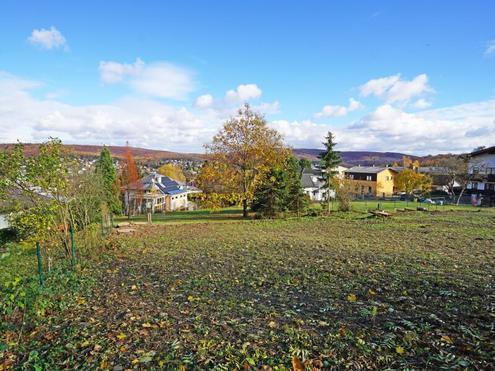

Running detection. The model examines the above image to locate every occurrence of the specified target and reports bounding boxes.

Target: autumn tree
[157,163,186,183]
[319,132,341,213]
[120,144,142,218]
[331,176,352,212]
[395,169,432,196]
[202,104,289,217]
[435,156,472,205]
[95,146,121,214]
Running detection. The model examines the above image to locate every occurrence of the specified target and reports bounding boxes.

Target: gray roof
[301,173,325,189]
[345,166,397,174]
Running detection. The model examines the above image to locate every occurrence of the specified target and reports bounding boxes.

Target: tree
[318,132,341,213]
[251,157,308,218]
[0,139,106,255]
[298,158,311,176]
[157,163,186,183]
[395,169,432,196]
[285,157,309,216]
[251,168,289,218]
[95,146,121,214]
[120,144,142,219]
[331,177,352,212]
[202,104,289,217]
[435,156,472,205]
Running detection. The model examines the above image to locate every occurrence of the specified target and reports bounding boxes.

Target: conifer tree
[95,146,121,214]
[318,132,342,213]
[285,157,309,216]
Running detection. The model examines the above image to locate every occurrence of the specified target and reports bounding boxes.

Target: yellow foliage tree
[199,104,289,217]
[157,163,186,183]
[395,169,432,196]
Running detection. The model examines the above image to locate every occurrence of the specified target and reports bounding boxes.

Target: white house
[301,163,347,201]
[124,172,199,214]
[467,146,495,198]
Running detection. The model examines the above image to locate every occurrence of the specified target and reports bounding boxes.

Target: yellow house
[344,166,398,197]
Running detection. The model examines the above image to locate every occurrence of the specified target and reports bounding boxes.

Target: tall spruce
[318,132,341,213]
[95,146,121,214]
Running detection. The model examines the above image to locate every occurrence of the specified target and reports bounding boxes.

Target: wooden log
[370,210,391,217]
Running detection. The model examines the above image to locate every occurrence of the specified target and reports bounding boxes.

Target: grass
[2,208,494,369]
[115,201,478,225]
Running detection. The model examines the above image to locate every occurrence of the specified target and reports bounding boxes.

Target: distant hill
[0,143,453,166]
[0,143,205,161]
[293,148,422,166]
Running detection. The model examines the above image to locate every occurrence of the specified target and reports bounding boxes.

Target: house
[467,146,495,205]
[344,166,398,197]
[301,163,348,201]
[123,172,194,214]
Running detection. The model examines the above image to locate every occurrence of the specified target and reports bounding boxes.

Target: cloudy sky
[1,1,494,155]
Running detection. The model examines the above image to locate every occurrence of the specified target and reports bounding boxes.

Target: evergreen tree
[285,157,309,216]
[318,132,342,213]
[251,168,288,218]
[95,146,121,214]
[252,157,308,217]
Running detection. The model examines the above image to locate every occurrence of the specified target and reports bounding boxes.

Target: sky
[0,1,494,155]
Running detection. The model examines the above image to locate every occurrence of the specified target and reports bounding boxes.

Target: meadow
[1,208,494,369]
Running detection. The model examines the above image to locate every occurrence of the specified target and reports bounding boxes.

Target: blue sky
[0,1,494,154]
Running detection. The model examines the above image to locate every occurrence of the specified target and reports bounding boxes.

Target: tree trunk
[327,190,331,214]
[242,199,248,218]
[456,187,466,206]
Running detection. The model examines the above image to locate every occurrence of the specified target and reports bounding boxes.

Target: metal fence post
[36,241,44,286]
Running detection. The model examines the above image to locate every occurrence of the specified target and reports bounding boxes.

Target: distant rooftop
[470,145,495,157]
[345,166,398,174]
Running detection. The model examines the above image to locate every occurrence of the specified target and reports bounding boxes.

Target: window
[366,175,372,181]
[368,187,372,194]
[349,174,354,179]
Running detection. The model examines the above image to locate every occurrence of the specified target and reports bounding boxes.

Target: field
[2,209,495,369]
[114,201,476,225]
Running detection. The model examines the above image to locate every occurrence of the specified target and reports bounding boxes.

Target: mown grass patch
[5,209,493,369]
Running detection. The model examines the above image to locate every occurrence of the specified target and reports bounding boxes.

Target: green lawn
[114,207,246,224]
[115,201,479,225]
[2,209,494,369]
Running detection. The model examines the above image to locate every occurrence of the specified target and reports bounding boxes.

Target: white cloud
[360,74,432,105]
[253,100,280,114]
[411,98,432,109]
[99,59,195,99]
[1,71,493,155]
[315,98,363,118]
[194,94,214,108]
[28,26,67,50]
[225,84,262,101]
[99,58,144,83]
[485,40,495,56]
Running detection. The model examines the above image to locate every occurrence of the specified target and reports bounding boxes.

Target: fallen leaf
[292,356,305,370]
[347,293,357,302]
[441,335,453,344]
[116,333,127,340]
